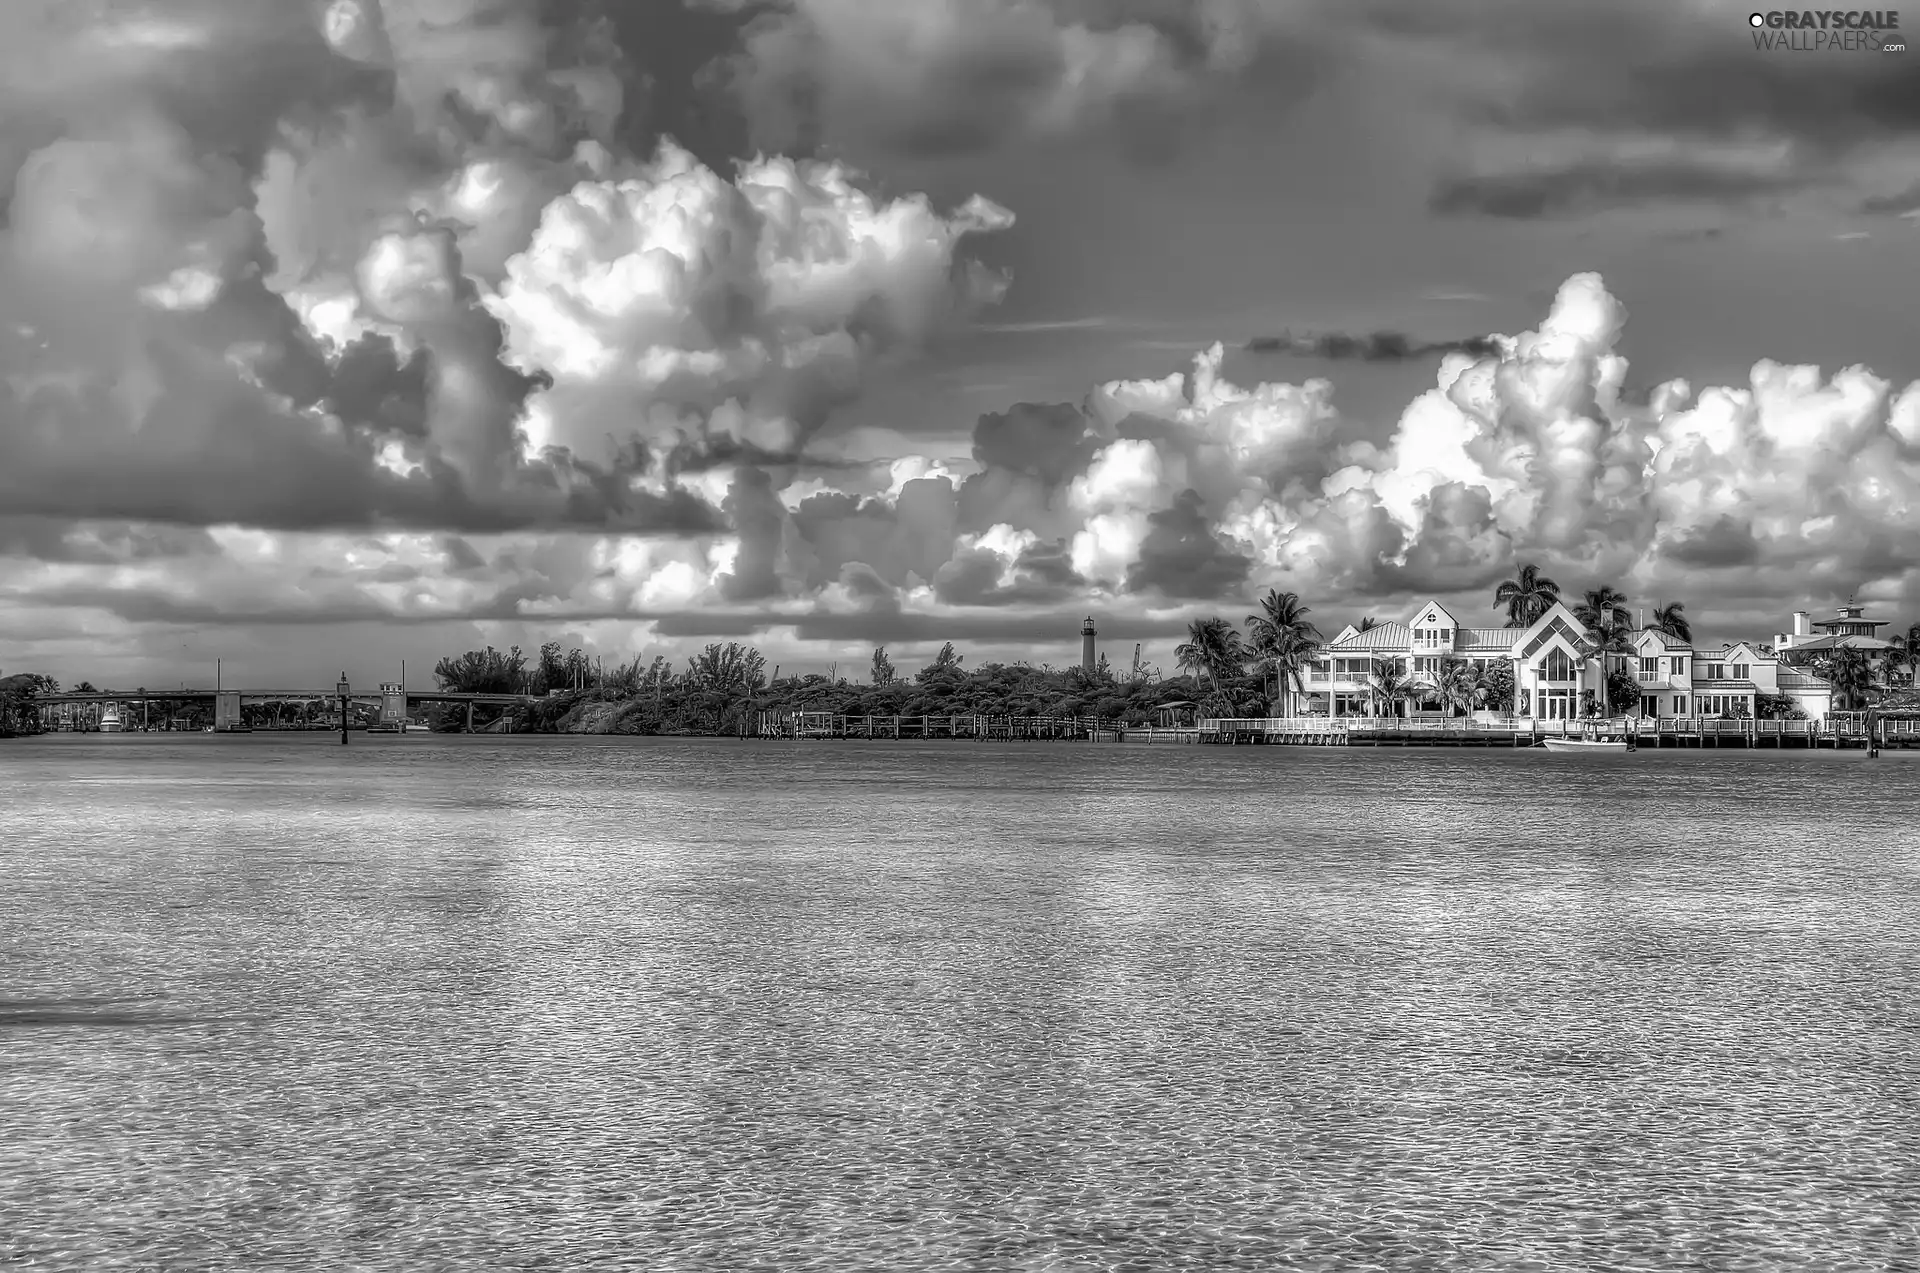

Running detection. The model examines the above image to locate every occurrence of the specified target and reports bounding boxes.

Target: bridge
[30,685,541,733]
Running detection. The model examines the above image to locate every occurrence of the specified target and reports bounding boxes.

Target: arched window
[1542,649,1573,681]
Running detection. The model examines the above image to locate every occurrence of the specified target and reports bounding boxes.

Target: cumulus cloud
[0,0,1011,535]
[708,0,1319,159]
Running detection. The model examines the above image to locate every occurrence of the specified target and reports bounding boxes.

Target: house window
[1733,663,1749,679]
[1639,657,1657,674]
[1704,664,1726,680]
[1674,695,1687,714]
[1641,695,1657,716]
[1669,657,1686,675]
[1542,649,1574,681]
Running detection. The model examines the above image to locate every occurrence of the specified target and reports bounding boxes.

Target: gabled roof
[1512,601,1592,660]
[1776,669,1834,692]
[1404,599,1462,629]
[1326,623,1412,651]
[1328,623,1359,643]
[1634,628,1693,652]
[1705,641,1770,661]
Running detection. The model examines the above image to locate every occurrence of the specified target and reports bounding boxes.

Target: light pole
[337,673,351,746]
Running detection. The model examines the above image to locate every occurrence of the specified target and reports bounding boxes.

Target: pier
[755,711,1918,750]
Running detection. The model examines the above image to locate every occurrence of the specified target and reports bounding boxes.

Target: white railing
[1194,716,1832,738]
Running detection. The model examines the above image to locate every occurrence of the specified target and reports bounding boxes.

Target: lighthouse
[1081,616,1097,673]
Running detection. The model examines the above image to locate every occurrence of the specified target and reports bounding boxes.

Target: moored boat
[1541,736,1629,753]
[98,704,124,733]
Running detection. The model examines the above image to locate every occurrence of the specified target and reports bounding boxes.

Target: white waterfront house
[1304,598,1836,722]
[1306,599,1607,720]
[1630,629,1834,724]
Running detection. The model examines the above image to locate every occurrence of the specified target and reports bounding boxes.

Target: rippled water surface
[4,734,1920,1271]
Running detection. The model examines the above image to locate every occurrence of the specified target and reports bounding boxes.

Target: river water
[3,734,1918,1271]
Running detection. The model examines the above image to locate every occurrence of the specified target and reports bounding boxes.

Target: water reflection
[2,735,1917,1270]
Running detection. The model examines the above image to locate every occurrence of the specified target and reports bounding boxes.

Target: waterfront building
[1306,599,1607,720]
[1305,598,1836,722]
[1774,601,1896,663]
[1629,630,1834,723]
[1774,599,1896,672]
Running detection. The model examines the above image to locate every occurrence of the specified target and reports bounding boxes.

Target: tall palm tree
[1368,658,1417,719]
[1493,563,1561,628]
[1245,589,1322,717]
[1357,616,1380,632]
[1175,617,1247,715]
[1824,646,1875,710]
[1581,618,1638,714]
[1573,586,1632,630]
[1644,601,1692,645]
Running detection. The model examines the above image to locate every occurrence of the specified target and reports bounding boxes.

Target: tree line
[5,572,1916,737]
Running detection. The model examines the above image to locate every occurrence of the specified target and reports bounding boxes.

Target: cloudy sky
[2,0,1917,690]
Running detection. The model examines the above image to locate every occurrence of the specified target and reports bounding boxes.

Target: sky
[1,0,1918,691]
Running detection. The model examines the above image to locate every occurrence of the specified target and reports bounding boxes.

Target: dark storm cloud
[1124,490,1252,600]
[1376,0,1920,216]
[1246,331,1501,362]
[1858,182,1920,216]
[970,401,1099,486]
[1428,158,1808,219]
[930,536,1082,607]
[1669,516,1763,569]
[0,518,220,565]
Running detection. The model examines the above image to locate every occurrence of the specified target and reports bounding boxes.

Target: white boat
[1542,736,1629,753]
[98,704,124,733]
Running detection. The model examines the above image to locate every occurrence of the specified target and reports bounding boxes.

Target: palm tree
[1644,602,1692,645]
[1441,658,1488,718]
[1581,618,1638,714]
[1245,589,1322,717]
[1175,617,1247,715]
[1889,621,1920,687]
[1368,658,1418,719]
[1573,586,1631,630]
[1357,616,1380,632]
[1493,563,1561,627]
[1825,646,1875,710]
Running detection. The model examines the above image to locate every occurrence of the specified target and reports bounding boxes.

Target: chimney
[1081,616,1097,673]
[1792,610,1810,638]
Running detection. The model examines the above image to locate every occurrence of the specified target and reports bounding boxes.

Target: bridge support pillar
[466,701,474,733]
[213,690,244,733]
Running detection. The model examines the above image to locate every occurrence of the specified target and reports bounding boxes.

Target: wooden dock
[1197,716,1919,750]
[754,711,1918,751]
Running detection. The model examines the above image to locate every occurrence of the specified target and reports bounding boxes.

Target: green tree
[1493,563,1561,628]
[1244,589,1322,717]
[1822,647,1875,710]
[870,646,896,687]
[1441,658,1488,718]
[1573,586,1631,630]
[1644,602,1692,645]
[1175,617,1247,716]
[1481,660,1516,714]
[1368,658,1417,718]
